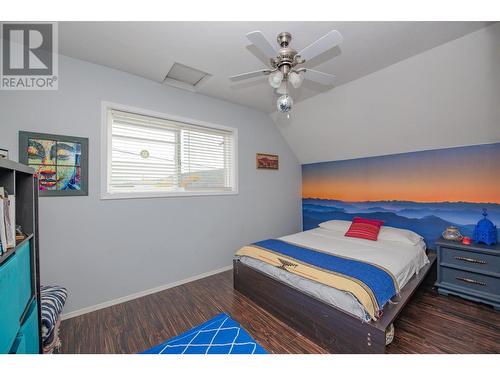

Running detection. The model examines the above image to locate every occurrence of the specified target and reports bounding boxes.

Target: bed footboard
[233,259,386,353]
[233,253,436,354]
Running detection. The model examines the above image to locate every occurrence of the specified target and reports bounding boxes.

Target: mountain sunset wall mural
[302,143,500,248]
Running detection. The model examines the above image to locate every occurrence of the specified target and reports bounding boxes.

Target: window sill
[100,190,239,200]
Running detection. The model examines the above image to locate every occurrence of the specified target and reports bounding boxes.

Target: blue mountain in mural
[302,199,499,248]
[301,143,500,248]
[302,203,346,213]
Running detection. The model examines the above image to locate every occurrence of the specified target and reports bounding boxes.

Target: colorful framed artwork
[256,153,279,170]
[19,131,88,196]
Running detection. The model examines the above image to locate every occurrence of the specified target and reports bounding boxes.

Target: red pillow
[345,217,384,241]
[352,217,385,227]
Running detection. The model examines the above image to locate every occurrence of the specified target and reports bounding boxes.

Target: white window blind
[106,109,236,197]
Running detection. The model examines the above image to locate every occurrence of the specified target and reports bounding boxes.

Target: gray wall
[273,22,500,164]
[0,55,302,314]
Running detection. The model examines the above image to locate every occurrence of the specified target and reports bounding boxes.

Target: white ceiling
[272,22,500,164]
[59,21,491,113]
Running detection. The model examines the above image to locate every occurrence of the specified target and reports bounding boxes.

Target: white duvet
[237,226,429,321]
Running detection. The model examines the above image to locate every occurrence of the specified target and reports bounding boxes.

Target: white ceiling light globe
[288,71,304,88]
[268,70,284,88]
[277,94,293,113]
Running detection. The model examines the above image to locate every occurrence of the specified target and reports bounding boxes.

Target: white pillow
[319,219,422,245]
[378,226,423,245]
[318,220,351,232]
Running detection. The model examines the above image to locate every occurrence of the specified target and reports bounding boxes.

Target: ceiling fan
[230,30,343,114]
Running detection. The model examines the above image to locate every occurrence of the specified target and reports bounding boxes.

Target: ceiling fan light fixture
[268,70,284,88]
[288,71,304,89]
[232,30,343,113]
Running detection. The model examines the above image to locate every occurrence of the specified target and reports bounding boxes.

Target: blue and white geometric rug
[140,313,268,354]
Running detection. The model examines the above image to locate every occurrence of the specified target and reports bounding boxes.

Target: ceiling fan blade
[246,31,277,59]
[229,69,272,81]
[304,69,336,85]
[299,30,343,62]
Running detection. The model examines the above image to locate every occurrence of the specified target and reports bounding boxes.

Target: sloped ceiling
[272,23,500,164]
[59,21,491,113]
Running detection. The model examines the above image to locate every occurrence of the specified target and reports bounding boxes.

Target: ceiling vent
[163,63,211,92]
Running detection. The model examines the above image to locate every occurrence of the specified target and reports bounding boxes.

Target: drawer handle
[456,277,486,286]
[454,256,486,265]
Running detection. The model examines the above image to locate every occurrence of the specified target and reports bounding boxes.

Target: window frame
[100,101,238,200]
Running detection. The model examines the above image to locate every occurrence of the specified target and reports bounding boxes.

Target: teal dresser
[0,159,41,354]
[435,238,500,310]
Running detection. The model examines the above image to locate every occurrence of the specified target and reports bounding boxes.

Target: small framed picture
[256,153,279,170]
[0,148,8,159]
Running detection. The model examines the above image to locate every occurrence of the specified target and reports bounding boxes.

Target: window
[101,104,237,199]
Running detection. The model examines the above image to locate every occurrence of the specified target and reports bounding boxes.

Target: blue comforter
[247,239,399,317]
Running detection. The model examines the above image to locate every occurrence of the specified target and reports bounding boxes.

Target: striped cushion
[40,286,67,344]
[345,218,384,241]
[352,217,384,227]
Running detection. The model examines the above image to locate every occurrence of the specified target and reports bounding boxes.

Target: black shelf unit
[0,158,41,353]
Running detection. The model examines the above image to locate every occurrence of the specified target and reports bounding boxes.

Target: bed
[233,221,436,353]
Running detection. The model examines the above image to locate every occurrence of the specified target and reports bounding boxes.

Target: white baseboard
[60,264,233,321]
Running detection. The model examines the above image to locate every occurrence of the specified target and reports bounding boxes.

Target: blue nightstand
[435,238,500,310]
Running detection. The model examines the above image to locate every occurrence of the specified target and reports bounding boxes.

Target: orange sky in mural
[302,144,500,204]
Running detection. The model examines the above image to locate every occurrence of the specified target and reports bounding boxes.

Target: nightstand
[435,238,500,310]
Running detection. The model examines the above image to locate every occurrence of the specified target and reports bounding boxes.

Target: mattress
[236,227,429,321]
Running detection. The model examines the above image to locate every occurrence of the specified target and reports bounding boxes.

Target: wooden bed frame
[233,252,436,353]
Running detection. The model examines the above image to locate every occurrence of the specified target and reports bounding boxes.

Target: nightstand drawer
[441,267,500,296]
[440,246,500,275]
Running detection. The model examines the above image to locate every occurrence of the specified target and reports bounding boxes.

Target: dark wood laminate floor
[60,270,500,354]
